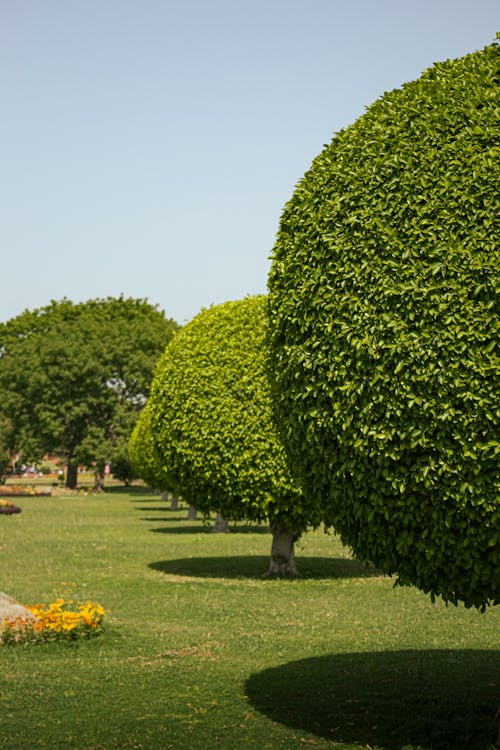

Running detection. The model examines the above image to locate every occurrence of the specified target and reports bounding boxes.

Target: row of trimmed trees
[0,41,497,614]
[131,40,498,610]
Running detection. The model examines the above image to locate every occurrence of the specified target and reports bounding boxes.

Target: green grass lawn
[1,489,498,750]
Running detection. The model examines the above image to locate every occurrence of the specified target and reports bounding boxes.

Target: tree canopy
[0,296,179,487]
[144,296,320,575]
[267,41,499,607]
[0,418,12,482]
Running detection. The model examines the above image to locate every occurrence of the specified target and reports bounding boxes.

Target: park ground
[1,488,498,750]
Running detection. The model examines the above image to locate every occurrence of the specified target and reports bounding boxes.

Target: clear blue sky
[1,1,498,325]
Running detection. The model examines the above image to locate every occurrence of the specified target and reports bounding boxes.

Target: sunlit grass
[1,490,498,749]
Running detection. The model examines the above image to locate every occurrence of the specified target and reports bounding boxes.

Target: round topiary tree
[129,400,181,508]
[129,401,171,492]
[147,296,321,576]
[267,40,499,609]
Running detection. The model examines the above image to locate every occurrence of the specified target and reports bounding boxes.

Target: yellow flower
[2,592,105,644]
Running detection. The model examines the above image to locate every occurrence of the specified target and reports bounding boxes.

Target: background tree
[0,297,178,488]
[145,296,322,575]
[267,41,499,609]
[0,418,13,483]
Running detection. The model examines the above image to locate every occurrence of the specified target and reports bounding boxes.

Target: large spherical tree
[147,296,320,575]
[267,41,499,608]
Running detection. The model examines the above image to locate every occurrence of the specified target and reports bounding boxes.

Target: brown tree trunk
[160,492,179,510]
[170,495,179,511]
[211,512,229,533]
[94,468,105,491]
[264,525,301,577]
[66,463,78,489]
[187,506,197,520]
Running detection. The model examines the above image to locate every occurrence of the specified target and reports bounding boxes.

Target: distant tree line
[0,296,178,488]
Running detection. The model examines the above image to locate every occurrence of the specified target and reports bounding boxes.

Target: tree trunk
[94,468,105,491]
[187,506,197,520]
[264,525,301,578]
[211,512,229,533]
[66,463,78,489]
[160,491,179,510]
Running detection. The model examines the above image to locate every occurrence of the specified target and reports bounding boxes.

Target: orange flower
[2,594,105,645]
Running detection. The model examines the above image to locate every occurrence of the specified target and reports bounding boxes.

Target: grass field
[1,488,498,750]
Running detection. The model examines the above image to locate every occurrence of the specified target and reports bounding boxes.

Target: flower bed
[0,485,52,497]
[0,499,21,514]
[1,597,106,644]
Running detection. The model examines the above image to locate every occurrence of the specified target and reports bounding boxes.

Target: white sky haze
[1,0,498,324]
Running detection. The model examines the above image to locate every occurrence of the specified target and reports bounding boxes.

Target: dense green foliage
[0,297,178,487]
[109,446,136,486]
[267,41,499,608]
[0,419,11,482]
[129,400,171,491]
[147,297,315,532]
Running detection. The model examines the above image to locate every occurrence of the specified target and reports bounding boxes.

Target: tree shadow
[106,486,155,495]
[130,501,179,508]
[149,525,210,534]
[245,649,499,750]
[148,522,271,534]
[139,516,195,522]
[135,507,184,513]
[148,556,380,580]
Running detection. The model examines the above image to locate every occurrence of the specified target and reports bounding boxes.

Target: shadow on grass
[148,522,271,534]
[105,485,155,495]
[245,649,499,750]
[136,507,187,514]
[149,524,210,534]
[149,556,380,580]
[139,516,197,522]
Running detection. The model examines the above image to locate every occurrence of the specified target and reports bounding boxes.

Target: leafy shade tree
[0,418,13,483]
[147,296,321,576]
[267,41,499,609]
[0,297,178,488]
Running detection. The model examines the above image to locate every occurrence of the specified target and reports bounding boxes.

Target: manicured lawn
[1,489,498,749]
